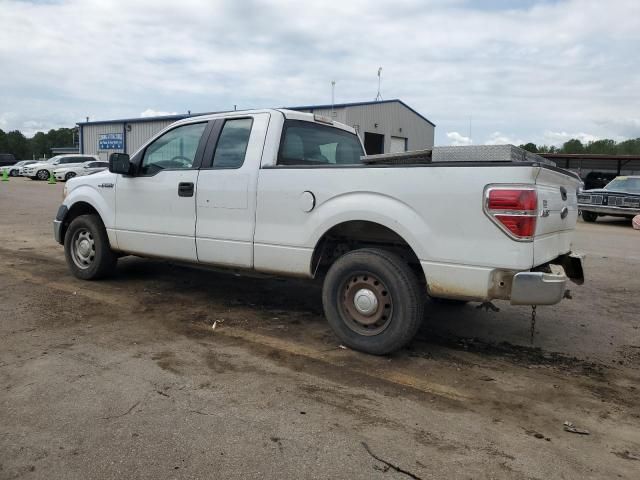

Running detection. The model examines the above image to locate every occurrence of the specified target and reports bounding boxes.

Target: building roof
[290,99,435,127]
[540,153,640,162]
[77,99,435,127]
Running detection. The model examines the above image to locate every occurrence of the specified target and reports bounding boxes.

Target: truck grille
[608,196,624,206]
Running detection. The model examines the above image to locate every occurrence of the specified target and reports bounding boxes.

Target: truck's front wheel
[582,211,598,223]
[322,248,424,355]
[64,214,117,280]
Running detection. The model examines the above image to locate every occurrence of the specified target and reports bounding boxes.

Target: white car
[54,109,584,355]
[0,160,37,177]
[54,161,110,181]
[23,154,99,180]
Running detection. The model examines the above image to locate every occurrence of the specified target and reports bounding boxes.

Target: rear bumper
[510,266,568,305]
[579,204,640,217]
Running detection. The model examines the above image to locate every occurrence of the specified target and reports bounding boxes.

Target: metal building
[77,99,435,161]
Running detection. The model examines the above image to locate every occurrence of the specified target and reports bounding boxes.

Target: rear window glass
[212,118,253,169]
[278,120,364,166]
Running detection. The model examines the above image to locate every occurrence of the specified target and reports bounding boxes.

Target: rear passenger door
[195,113,270,268]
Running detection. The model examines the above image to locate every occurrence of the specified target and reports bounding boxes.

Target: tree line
[520,138,640,155]
[2,126,640,160]
[0,128,77,160]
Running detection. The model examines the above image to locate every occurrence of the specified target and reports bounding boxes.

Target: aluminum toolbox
[363,145,555,166]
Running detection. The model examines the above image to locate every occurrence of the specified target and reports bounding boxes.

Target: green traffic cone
[1,169,8,182]
[48,171,56,184]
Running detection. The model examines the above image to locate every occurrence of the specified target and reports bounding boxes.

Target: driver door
[114,121,210,261]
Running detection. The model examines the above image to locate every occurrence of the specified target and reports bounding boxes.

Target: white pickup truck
[54,109,584,354]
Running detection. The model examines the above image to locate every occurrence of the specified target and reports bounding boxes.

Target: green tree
[520,142,538,153]
[561,139,584,154]
[6,130,31,159]
[585,139,616,154]
[615,138,640,155]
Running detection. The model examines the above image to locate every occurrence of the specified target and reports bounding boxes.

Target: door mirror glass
[109,153,131,175]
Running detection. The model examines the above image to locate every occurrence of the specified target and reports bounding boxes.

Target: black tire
[65,172,76,181]
[36,169,49,181]
[9,169,18,177]
[322,248,425,355]
[64,214,117,280]
[582,211,598,223]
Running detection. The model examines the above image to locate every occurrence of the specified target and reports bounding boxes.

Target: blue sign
[98,133,124,150]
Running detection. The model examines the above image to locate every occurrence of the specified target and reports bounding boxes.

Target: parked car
[578,175,640,222]
[0,160,37,177]
[53,161,109,181]
[583,171,617,190]
[54,109,583,355]
[23,154,99,180]
[0,153,17,167]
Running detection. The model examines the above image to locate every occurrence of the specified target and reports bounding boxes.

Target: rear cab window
[278,120,364,166]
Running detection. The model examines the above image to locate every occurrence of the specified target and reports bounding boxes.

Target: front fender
[307,191,432,260]
[64,184,115,229]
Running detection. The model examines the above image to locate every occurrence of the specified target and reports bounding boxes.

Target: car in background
[578,175,640,222]
[22,154,99,180]
[53,161,109,181]
[583,171,617,190]
[0,160,38,177]
[0,153,17,167]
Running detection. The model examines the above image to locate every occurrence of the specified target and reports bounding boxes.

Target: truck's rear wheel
[322,248,424,355]
[582,211,598,223]
[64,214,117,280]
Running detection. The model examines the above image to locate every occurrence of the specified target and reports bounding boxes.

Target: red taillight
[488,189,537,211]
[485,187,538,240]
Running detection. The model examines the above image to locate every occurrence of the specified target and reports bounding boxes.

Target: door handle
[178,182,194,197]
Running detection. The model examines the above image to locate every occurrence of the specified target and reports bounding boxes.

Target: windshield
[46,156,63,164]
[604,177,640,193]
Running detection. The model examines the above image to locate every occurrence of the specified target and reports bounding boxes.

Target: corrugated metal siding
[82,120,175,160]
[126,120,175,155]
[344,102,434,153]
[82,123,125,161]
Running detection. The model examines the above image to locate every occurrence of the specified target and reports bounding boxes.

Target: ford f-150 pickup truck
[54,109,584,354]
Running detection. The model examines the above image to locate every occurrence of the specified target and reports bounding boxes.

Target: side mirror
[109,153,131,175]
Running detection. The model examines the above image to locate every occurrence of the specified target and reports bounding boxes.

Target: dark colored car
[0,153,17,167]
[583,171,617,190]
[578,176,640,222]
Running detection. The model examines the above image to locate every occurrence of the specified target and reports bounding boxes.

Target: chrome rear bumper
[510,265,568,305]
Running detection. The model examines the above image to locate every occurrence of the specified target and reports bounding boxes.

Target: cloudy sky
[0,0,638,146]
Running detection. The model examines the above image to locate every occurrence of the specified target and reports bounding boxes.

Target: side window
[278,121,364,166]
[86,162,98,168]
[211,118,253,169]
[141,122,207,175]
[97,162,109,168]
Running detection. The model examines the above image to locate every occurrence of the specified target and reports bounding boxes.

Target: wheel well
[311,221,425,284]
[61,202,100,243]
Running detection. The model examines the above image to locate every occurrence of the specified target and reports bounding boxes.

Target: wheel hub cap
[341,274,393,335]
[353,288,378,316]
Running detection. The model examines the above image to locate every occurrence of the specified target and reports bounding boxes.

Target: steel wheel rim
[37,170,49,180]
[71,229,95,270]
[340,272,393,336]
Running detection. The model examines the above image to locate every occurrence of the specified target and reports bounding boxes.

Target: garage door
[390,136,407,153]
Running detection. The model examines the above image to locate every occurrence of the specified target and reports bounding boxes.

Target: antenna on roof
[375,67,383,101]
[331,80,336,117]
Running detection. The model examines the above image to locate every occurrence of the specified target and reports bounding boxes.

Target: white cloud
[446,131,472,146]
[541,131,601,146]
[140,109,178,118]
[484,132,523,146]
[0,0,639,145]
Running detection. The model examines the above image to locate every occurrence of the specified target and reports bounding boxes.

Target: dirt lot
[1,178,639,479]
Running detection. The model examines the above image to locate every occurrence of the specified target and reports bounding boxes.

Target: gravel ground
[1,177,639,479]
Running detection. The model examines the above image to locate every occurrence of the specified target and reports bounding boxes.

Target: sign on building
[98,133,124,150]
